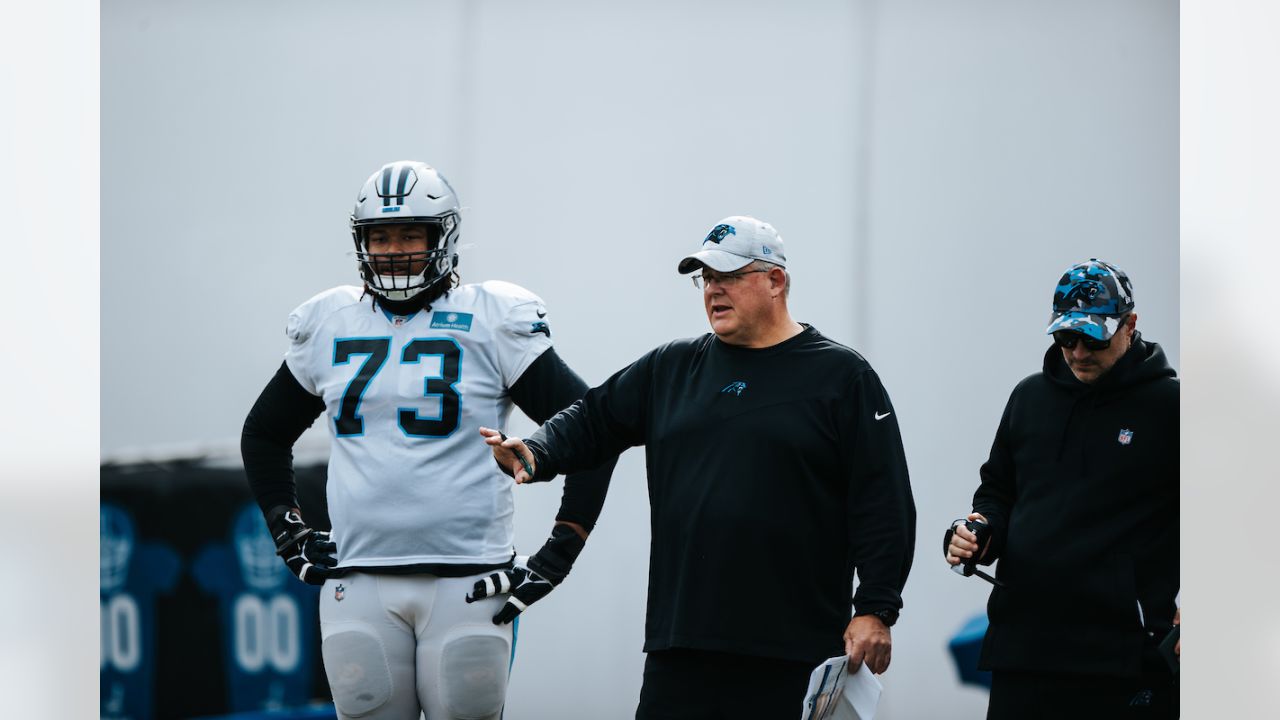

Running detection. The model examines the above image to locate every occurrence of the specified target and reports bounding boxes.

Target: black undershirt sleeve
[241,361,326,517]
[508,348,617,532]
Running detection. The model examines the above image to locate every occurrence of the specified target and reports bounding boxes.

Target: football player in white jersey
[240,160,615,720]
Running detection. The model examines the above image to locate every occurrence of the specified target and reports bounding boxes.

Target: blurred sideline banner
[101,459,335,720]
[948,612,993,690]
[103,455,991,717]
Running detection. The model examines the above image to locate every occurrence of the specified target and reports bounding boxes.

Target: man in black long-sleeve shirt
[474,216,916,719]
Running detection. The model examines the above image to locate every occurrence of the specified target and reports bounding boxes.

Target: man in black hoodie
[945,259,1179,719]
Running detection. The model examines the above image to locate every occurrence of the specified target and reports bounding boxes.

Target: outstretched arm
[507,348,619,521]
[468,348,621,624]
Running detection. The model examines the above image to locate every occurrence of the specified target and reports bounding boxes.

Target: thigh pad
[439,633,510,719]
[323,627,394,718]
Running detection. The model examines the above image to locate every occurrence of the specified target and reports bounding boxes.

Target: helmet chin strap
[369,272,454,315]
[371,290,427,316]
[370,272,430,301]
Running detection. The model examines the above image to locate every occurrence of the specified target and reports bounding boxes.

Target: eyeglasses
[1052,331,1112,351]
[691,269,770,290]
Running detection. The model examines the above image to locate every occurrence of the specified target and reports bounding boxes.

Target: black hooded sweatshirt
[971,333,1178,677]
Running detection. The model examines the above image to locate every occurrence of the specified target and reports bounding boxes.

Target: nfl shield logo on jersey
[335,584,345,602]
[1117,429,1134,445]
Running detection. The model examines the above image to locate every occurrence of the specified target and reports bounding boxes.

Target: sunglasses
[1052,331,1112,351]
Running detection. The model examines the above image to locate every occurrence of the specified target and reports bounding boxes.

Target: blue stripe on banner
[188,706,338,720]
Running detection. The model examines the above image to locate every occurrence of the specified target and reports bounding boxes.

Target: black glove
[465,523,585,624]
[943,517,993,576]
[266,506,338,586]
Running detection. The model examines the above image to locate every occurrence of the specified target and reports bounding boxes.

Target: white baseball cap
[677,215,787,274]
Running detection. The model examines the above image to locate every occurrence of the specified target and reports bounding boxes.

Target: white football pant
[320,572,514,720]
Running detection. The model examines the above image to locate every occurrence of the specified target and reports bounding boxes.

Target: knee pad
[322,628,393,718]
[440,634,510,719]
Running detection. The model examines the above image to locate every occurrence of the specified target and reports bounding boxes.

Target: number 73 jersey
[283,280,554,568]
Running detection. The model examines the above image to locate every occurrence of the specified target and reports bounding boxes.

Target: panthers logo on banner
[192,504,321,712]
[100,504,180,720]
[704,224,736,244]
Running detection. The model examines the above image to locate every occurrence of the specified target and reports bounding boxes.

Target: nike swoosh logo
[874,411,892,420]
[536,310,546,318]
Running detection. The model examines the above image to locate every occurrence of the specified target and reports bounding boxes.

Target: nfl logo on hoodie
[1117,429,1134,445]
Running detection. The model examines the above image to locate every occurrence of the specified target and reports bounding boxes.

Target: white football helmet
[350,160,462,301]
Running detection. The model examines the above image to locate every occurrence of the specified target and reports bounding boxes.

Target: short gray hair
[748,260,790,298]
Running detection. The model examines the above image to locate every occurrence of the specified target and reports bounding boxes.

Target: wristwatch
[855,608,899,628]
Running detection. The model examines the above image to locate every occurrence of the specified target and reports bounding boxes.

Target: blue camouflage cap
[1045,259,1135,341]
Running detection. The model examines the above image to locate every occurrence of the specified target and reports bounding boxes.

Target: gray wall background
[102,1,1178,717]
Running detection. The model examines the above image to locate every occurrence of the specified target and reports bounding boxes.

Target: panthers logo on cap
[1061,280,1105,306]
[704,224,736,244]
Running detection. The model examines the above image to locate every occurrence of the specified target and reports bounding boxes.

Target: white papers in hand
[799,655,883,720]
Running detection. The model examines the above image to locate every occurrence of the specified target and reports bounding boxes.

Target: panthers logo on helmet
[704,224,736,244]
